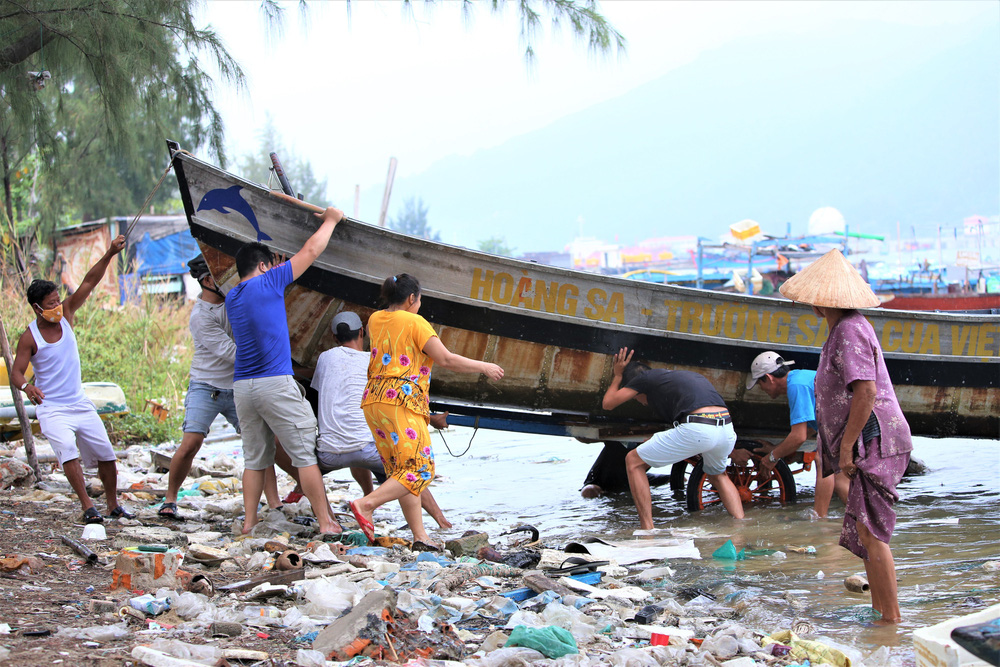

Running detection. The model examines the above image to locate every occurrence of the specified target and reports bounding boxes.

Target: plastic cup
[81,523,107,541]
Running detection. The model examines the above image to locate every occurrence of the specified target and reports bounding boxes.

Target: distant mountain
[371,19,999,252]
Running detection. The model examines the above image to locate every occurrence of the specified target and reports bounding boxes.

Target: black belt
[685,412,732,426]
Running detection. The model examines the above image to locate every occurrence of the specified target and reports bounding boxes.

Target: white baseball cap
[746,351,795,389]
[331,310,362,332]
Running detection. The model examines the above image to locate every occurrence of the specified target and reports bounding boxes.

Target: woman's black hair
[335,322,362,344]
[380,273,420,307]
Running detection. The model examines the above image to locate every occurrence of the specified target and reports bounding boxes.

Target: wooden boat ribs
[170,144,1000,440]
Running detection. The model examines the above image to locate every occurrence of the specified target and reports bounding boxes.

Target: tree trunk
[0,313,40,481]
[0,27,56,74]
[0,132,29,289]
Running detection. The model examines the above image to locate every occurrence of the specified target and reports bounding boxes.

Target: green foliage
[0,0,245,239]
[107,411,183,449]
[477,236,516,257]
[73,294,192,426]
[238,115,328,205]
[390,197,441,241]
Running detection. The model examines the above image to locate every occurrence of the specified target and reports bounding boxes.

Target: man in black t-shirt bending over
[602,348,745,528]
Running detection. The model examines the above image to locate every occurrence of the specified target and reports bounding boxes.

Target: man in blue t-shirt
[746,351,848,518]
[226,205,345,535]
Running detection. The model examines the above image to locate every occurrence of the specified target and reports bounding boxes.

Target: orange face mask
[37,303,63,323]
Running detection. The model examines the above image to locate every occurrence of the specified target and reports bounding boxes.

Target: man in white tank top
[10,234,131,525]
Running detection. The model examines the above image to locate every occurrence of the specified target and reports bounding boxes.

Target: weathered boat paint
[169,144,1000,439]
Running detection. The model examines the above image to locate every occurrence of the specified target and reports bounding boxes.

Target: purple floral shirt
[815,310,912,475]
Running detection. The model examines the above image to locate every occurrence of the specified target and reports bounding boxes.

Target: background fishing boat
[169,143,1000,441]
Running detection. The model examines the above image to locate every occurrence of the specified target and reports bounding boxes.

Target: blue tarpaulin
[132,230,200,276]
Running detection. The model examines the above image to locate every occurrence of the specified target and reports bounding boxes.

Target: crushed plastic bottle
[129,594,171,615]
[242,604,283,626]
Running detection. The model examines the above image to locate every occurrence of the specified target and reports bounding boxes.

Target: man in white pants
[11,235,132,524]
[601,348,744,529]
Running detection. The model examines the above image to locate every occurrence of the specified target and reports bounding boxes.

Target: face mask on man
[36,303,63,323]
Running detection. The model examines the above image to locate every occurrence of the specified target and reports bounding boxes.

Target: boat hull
[881,292,1000,313]
[171,147,1000,440]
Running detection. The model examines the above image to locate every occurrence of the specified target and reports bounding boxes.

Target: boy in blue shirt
[226,206,345,535]
[746,351,848,517]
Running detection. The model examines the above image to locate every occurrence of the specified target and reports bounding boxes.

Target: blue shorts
[636,422,737,475]
[182,380,239,435]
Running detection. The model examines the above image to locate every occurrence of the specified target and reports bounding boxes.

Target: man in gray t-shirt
[159,257,280,519]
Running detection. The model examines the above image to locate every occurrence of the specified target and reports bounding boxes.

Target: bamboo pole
[0,312,40,479]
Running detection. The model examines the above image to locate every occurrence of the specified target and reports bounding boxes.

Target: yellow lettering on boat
[950,325,970,355]
[511,276,533,309]
[901,322,922,354]
[919,324,941,356]
[977,324,997,357]
[770,311,791,343]
[584,288,607,321]
[881,320,902,352]
[532,280,558,313]
[605,291,625,324]
[492,272,514,304]
[680,302,703,334]
[470,268,494,301]
[795,312,818,346]
[663,300,683,331]
[744,309,770,343]
[702,304,724,336]
[722,304,747,338]
[557,284,578,315]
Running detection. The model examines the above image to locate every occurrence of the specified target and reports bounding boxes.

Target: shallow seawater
[412,430,1000,663]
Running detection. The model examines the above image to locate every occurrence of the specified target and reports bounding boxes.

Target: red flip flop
[349,500,375,544]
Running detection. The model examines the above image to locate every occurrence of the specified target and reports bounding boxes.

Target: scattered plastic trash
[81,523,107,541]
[129,594,171,616]
[763,629,852,667]
[505,624,579,658]
[712,540,746,561]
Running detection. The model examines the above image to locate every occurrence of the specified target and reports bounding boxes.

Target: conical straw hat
[779,249,880,309]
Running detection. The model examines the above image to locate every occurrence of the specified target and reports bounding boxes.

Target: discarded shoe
[349,501,375,544]
[82,507,103,524]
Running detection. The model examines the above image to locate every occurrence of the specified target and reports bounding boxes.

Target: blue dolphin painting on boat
[196,185,271,242]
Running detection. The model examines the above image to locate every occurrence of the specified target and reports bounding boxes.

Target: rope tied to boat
[123,149,192,241]
[435,416,479,457]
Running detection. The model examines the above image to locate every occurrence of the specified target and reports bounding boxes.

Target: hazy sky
[200,0,995,213]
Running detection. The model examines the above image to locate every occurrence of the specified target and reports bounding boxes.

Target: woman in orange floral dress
[349,274,504,548]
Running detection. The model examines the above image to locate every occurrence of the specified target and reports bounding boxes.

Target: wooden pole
[0,312,40,479]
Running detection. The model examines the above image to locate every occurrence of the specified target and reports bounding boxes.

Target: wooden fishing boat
[169,143,1000,441]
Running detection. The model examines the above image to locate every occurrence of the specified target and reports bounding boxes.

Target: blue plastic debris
[346,546,391,557]
[502,571,603,601]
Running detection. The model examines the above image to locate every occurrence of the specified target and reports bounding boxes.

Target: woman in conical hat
[780,249,912,624]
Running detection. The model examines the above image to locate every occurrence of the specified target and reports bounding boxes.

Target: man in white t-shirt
[277,311,450,528]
